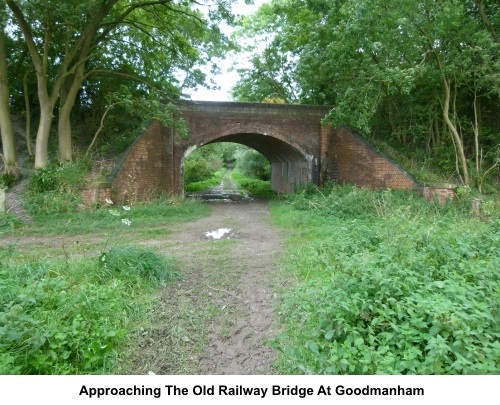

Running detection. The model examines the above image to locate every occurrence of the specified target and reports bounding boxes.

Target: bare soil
[124,200,284,375]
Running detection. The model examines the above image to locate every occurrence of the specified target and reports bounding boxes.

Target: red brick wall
[108,103,421,200]
[327,126,418,190]
[79,186,112,207]
[111,121,175,202]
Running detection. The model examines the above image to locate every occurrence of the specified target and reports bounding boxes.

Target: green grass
[0,196,210,374]
[184,169,226,193]
[0,247,179,374]
[7,197,210,236]
[270,185,499,374]
[231,170,276,198]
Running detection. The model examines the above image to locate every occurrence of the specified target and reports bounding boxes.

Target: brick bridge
[110,101,418,201]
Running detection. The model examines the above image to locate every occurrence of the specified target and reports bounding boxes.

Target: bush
[231,171,275,197]
[234,149,270,181]
[24,161,90,215]
[28,160,90,194]
[184,158,215,184]
[272,186,500,374]
[100,246,179,284]
[0,246,178,374]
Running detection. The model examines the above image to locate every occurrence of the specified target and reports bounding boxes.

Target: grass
[0,196,210,374]
[184,169,226,193]
[0,247,179,374]
[270,185,499,374]
[4,197,210,237]
[231,170,276,198]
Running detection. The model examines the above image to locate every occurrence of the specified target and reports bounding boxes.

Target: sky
[183,0,269,102]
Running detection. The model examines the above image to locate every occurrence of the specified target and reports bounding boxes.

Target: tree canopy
[232,0,499,188]
[1,0,237,171]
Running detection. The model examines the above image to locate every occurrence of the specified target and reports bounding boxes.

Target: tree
[233,0,500,187]
[0,4,18,177]
[6,0,234,168]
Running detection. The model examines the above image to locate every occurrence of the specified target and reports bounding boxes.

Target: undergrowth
[271,184,499,374]
[9,196,209,236]
[185,169,226,193]
[24,160,91,215]
[0,245,179,374]
[231,171,275,198]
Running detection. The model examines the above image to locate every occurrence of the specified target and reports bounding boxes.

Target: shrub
[234,149,270,181]
[272,186,500,374]
[0,246,179,374]
[100,246,179,284]
[24,160,90,215]
[184,158,215,184]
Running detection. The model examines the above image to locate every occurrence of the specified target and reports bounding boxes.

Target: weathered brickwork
[421,187,457,204]
[79,185,112,207]
[326,126,419,190]
[111,121,175,202]
[109,101,419,200]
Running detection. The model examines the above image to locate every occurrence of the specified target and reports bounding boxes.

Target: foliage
[0,246,177,374]
[184,170,226,193]
[231,171,275,197]
[271,185,499,374]
[0,173,17,190]
[234,0,500,188]
[184,159,217,185]
[234,148,271,181]
[24,160,90,215]
[100,246,179,285]
[3,0,237,166]
[11,196,210,236]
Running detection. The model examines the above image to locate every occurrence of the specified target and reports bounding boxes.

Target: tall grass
[271,185,499,374]
[231,171,275,197]
[0,246,179,374]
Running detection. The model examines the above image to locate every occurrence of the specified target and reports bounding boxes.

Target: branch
[85,101,126,157]
[84,69,177,97]
[475,0,500,44]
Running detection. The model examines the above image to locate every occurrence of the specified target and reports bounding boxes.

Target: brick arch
[189,131,313,193]
[110,101,419,202]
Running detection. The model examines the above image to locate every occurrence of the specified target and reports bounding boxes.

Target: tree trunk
[0,29,19,177]
[442,75,470,185]
[24,70,33,156]
[58,64,86,162]
[35,105,54,168]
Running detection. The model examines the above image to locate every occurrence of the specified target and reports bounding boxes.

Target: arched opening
[185,133,311,194]
[182,141,273,197]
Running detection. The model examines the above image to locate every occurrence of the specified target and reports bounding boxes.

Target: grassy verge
[0,197,211,374]
[3,197,210,237]
[270,185,499,374]
[0,246,179,374]
[231,171,276,198]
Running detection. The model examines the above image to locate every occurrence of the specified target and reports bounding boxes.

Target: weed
[231,171,275,198]
[271,186,499,374]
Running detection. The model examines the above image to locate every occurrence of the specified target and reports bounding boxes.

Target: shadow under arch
[194,132,312,194]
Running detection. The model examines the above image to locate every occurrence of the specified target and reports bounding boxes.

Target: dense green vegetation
[0,0,236,175]
[183,142,274,197]
[1,0,498,378]
[0,245,179,374]
[233,0,499,191]
[270,185,499,374]
[1,182,209,373]
[231,170,275,197]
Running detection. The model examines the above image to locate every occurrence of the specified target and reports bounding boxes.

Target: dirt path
[126,200,284,375]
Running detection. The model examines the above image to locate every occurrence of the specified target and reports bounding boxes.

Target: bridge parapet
[109,101,419,202]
